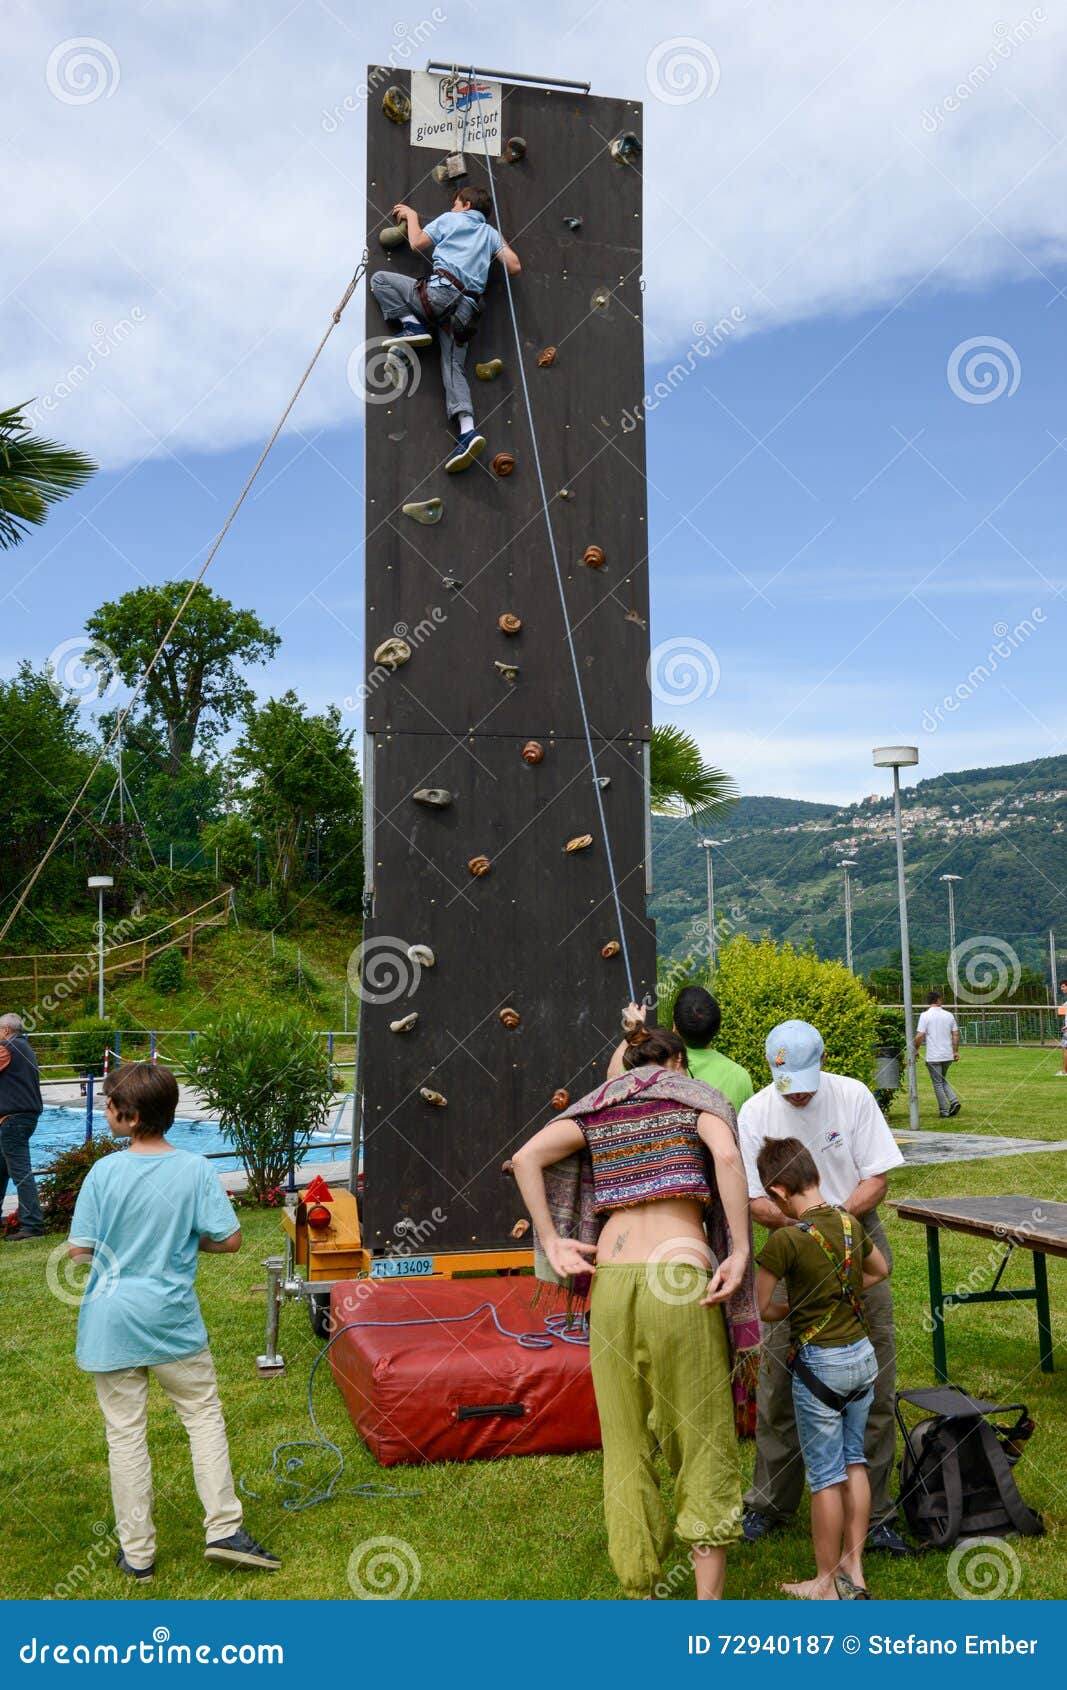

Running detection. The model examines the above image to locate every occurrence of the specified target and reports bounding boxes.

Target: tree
[0,404,95,550]
[649,723,737,820]
[85,581,279,773]
[0,663,96,883]
[231,691,360,906]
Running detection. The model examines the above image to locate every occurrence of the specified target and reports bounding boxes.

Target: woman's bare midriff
[596,1196,713,1266]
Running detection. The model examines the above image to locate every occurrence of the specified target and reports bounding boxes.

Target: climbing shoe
[204,1528,281,1571]
[382,325,432,350]
[445,430,486,473]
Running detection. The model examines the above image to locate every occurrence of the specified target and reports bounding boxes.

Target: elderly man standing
[737,1020,910,1556]
[0,1013,45,1240]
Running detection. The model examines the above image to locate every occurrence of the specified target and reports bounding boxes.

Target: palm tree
[649,722,738,821]
[0,404,96,550]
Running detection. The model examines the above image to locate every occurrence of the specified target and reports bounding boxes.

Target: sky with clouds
[4,0,1067,802]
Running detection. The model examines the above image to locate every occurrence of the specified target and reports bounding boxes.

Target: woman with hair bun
[512,1020,758,1600]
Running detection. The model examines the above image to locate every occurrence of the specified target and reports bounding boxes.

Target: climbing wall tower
[360,67,655,1255]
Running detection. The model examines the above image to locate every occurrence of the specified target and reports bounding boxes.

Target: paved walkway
[893,1130,1067,1164]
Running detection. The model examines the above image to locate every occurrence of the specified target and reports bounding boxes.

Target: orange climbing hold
[601,940,621,959]
[522,741,544,764]
[468,855,492,876]
[582,545,606,569]
[565,834,594,853]
[551,1089,571,1111]
[492,451,516,476]
[498,613,522,634]
[537,347,557,367]
[500,1007,520,1029]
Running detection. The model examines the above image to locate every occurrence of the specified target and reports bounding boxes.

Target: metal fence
[883,1005,1061,1046]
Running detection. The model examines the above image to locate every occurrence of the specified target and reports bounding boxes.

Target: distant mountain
[650,753,1067,975]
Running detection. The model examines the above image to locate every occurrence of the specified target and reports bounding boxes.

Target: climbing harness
[479,127,638,1002]
[240,1301,588,1512]
[0,257,369,947]
[787,1208,872,1415]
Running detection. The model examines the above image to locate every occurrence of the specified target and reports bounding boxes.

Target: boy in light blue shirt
[370,184,521,473]
[69,1062,279,1581]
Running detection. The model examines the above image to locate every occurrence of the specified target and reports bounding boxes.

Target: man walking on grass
[0,1012,45,1241]
[915,990,961,1117]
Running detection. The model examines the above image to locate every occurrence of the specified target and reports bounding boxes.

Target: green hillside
[651,753,1067,976]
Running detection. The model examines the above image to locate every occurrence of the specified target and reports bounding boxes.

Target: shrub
[37,1137,119,1232]
[66,1019,117,1077]
[675,935,879,1090]
[185,1009,335,1200]
[147,946,185,994]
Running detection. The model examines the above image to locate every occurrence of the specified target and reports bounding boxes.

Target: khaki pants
[590,1263,742,1598]
[743,1275,899,1527]
[92,1347,242,1568]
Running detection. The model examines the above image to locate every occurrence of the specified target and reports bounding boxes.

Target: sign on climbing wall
[360,67,654,1256]
[409,70,502,155]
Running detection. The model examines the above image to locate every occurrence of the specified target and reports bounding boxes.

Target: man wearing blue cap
[737,1020,909,1556]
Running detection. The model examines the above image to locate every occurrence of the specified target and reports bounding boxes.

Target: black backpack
[896,1385,1043,1548]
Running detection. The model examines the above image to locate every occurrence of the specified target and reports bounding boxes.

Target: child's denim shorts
[790,1336,878,1493]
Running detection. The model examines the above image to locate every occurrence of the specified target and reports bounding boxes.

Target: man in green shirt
[607,987,755,1114]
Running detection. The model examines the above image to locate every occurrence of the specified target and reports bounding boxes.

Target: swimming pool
[27,1106,351,1176]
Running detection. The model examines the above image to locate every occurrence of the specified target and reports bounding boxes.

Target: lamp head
[87,876,114,890]
[872,745,919,768]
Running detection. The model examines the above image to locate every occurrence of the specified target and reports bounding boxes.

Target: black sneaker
[948,1101,962,1117]
[867,1522,912,1555]
[205,1528,281,1570]
[741,1509,782,1543]
[115,1549,154,1582]
[6,1228,44,1242]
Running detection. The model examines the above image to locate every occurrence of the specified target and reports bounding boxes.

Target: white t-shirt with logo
[916,1005,958,1063]
[738,1071,905,1207]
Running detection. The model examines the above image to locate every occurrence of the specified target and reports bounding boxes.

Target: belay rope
[0,257,368,948]
[479,123,638,1005]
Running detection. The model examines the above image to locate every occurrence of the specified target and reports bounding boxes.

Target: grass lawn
[2,1046,1065,1602]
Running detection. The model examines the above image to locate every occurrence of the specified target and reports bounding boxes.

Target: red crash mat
[328,1277,601,1466]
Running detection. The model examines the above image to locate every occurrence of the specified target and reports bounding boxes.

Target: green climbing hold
[379,222,407,249]
[402,498,443,525]
[475,358,503,381]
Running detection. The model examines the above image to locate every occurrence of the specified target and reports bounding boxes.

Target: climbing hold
[498,612,522,635]
[432,151,467,183]
[596,775,611,789]
[500,1007,520,1029]
[402,498,443,525]
[373,636,412,669]
[590,286,611,311]
[610,131,642,164]
[537,346,557,367]
[522,740,544,764]
[504,136,527,162]
[624,606,647,628]
[419,1087,447,1108]
[389,1012,419,1033]
[379,222,408,249]
[442,576,463,591]
[601,940,621,960]
[583,545,606,569]
[565,834,594,853]
[491,451,516,476]
[511,1218,531,1239]
[407,944,435,967]
[551,1088,571,1111]
[495,660,519,683]
[475,358,503,380]
[468,854,492,877]
[558,488,573,500]
[413,788,453,808]
[562,215,583,231]
[382,86,411,124]
[501,1157,514,1178]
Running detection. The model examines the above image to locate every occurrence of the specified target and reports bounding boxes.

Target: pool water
[28,1106,348,1176]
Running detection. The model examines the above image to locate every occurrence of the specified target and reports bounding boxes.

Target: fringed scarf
[534,1066,762,1416]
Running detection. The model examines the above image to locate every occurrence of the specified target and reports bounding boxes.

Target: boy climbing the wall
[68,1062,279,1581]
[369,184,521,473]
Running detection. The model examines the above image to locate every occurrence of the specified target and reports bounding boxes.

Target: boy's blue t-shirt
[69,1148,238,1372]
[421,208,503,293]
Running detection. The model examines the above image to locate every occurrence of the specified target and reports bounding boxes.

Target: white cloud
[4,2,1067,469]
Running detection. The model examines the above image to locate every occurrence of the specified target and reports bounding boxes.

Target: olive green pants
[589,1263,743,1598]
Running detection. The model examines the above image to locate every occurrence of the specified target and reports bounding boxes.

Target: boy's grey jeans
[370,269,476,423]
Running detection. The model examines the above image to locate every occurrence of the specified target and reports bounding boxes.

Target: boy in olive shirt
[755,1137,888,1601]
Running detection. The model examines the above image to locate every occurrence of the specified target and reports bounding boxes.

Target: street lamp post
[873,747,920,1131]
[839,859,857,972]
[87,876,114,1021]
[697,839,724,969]
[941,873,962,1017]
